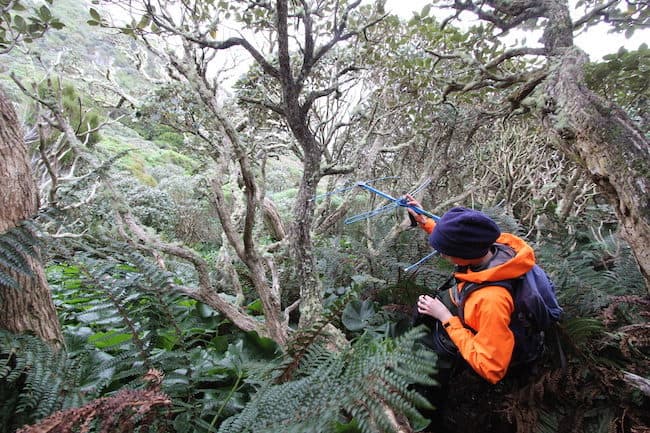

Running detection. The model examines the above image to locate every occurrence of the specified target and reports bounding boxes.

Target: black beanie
[428,207,501,259]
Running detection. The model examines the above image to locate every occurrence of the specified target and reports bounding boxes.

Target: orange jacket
[420,218,536,383]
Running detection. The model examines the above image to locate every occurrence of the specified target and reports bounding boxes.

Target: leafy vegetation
[1,0,649,432]
[0,221,41,292]
[218,328,437,433]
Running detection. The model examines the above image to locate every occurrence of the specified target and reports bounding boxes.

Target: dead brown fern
[617,323,650,360]
[16,369,171,433]
[501,368,566,433]
[602,296,650,326]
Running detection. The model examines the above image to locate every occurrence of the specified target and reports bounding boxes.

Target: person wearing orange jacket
[406,195,537,384]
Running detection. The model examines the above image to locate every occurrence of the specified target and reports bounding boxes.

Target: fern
[0,221,41,291]
[534,407,560,433]
[276,289,355,383]
[537,231,644,317]
[562,317,605,345]
[16,383,171,433]
[0,330,108,432]
[45,242,274,432]
[218,328,437,433]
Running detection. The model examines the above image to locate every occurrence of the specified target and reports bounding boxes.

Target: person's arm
[443,286,515,384]
[405,194,436,234]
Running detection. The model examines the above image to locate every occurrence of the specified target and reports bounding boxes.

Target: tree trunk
[544,49,650,289]
[540,0,650,290]
[0,86,63,346]
[290,137,324,328]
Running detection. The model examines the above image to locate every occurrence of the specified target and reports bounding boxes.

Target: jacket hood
[454,233,535,284]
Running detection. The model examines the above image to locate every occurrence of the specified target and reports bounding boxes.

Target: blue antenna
[403,250,439,272]
[314,177,442,271]
[337,178,440,224]
[311,176,400,201]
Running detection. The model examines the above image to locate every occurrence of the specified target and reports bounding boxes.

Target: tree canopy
[1,0,649,432]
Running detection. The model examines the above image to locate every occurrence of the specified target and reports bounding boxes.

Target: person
[405,195,539,431]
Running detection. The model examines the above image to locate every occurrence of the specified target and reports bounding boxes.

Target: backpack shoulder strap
[455,279,515,323]
[452,244,517,323]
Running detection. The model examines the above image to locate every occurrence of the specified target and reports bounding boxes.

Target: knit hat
[428,207,501,259]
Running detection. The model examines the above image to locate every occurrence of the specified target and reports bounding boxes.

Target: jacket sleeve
[420,217,436,234]
[442,286,515,384]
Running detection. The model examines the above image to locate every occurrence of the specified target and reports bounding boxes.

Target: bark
[114,208,276,339]
[276,0,324,327]
[262,197,286,241]
[288,135,323,328]
[540,0,650,290]
[438,0,650,289]
[164,46,289,345]
[0,86,63,346]
[623,371,650,397]
[208,172,287,344]
[544,49,650,289]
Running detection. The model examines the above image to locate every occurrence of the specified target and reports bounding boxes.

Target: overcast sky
[383,0,648,61]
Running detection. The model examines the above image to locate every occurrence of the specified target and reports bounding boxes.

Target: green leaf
[241,331,280,359]
[63,279,82,289]
[157,330,179,350]
[137,13,151,29]
[89,7,101,21]
[39,5,51,21]
[342,299,375,331]
[12,15,26,32]
[246,298,263,314]
[198,302,219,318]
[210,335,229,353]
[88,331,132,348]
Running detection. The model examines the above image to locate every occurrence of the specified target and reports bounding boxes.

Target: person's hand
[405,194,427,224]
[417,294,453,322]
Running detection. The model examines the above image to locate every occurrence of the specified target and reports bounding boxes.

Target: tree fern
[218,327,437,433]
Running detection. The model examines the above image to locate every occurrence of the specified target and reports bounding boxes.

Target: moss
[630,155,650,179]
[126,154,157,186]
[143,148,196,173]
[97,136,132,154]
[96,137,153,184]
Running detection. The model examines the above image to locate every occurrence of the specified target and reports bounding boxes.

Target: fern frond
[0,249,34,279]
[218,328,437,433]
[563,317,604,345]
[15,387,171,433]
[0,271,19,290]
[4,222,42,255]
[0,330,71,429]
[277,290,355,383]
[535,407,560,433]
[0,229,38,259]
[126,251,176,291]
[0,221,42,291]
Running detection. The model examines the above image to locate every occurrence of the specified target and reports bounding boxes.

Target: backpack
[455,263,563,365]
